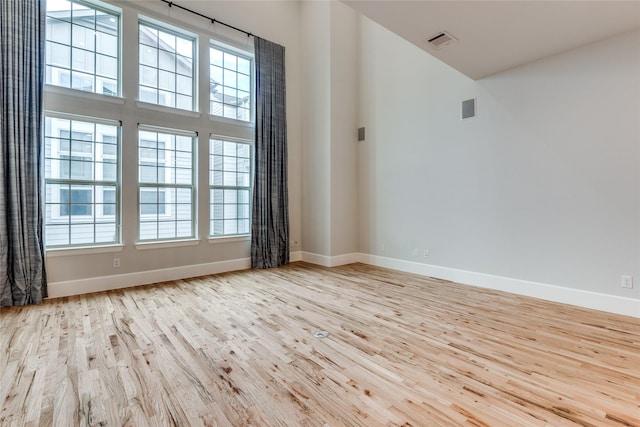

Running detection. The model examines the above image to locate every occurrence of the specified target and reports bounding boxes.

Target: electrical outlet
[424,249,430,258]
[380,243,385,252]
[113,258,121,268]
[621,275,633,289]
[413,247,419,256]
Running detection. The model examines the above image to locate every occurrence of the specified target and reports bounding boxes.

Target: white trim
[358,254,640,318]
[209,134,253,144]
[208,235,250,244]
[135,239,200,250]
[44,110,122,126]
[300,251,360,267]
[46,246,640,317]
[46,244,124,257]
[136,101,201,118]
[138,13,199,40]
[208,114,255,129]
[45,85,126,105]
[47,257,250,298]
[138,123,198,137]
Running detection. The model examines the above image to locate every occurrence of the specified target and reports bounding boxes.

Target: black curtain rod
[160,0,253,38]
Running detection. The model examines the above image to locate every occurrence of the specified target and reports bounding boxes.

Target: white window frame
[138,16,198,112]
[137,124,197,243]
[45,0,122,97]
[44,112,121,248]
[209,135,253,238]
[44,2,257,253]
[209,42,255,124]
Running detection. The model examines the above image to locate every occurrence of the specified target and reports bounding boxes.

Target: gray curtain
[251,37,289,268]
[0,0,47,305]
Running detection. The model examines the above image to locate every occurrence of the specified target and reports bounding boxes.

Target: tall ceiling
[342,0,640,80]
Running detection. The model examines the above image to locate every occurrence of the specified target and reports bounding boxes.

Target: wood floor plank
[1,262,639,426]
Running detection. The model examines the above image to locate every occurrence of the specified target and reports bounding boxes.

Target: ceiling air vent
[426,31,458,50]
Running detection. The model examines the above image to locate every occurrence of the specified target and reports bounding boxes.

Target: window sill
[136,101,201,118]
[45,85,126,104]
[135,239,200,251]
[208,114,254,128]
[208,235,250,244]
[46,244,124,257]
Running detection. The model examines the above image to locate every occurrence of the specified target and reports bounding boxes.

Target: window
[45,5,256,251]
[45,0,120,96]
[139,21,195,110]
[209,46,252,121]
[209,138,251,236]
[138,127,195,241]
[44,115,120,247]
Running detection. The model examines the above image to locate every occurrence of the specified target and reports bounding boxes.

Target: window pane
[72,25,95,50]
[176,37,192,58]
[209,46,253,122]
[158,70,176,91]
[140,45,158,67]
[96,54,117,78]
[96,10,118,36]
[96,32,117,57]
[47,20,71,44]
[237,73,250,92]
[138,128,194,241]
[139,86,157,104]
[45,0,120,96]
[238,57,250,75]
[210,48,223,67]
[47,42,71,68]
[158,51,176,73]
[71,71,94,91]
[44,116,119,248]
[139,23,194,111]
[209,139,251,237]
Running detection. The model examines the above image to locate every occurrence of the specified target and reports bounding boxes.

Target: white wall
[45,0,303,291]
[358,18,640,304]
[301,0,331,257]
[300,0,359,258]
[329,2,359,256]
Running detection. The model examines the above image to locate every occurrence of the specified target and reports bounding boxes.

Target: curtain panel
[0,0,47,306]
[251,37,289,268]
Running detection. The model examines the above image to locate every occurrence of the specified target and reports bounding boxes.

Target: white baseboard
[358,253,640,318]
[47,257,251,298]
[300,251,359,267]
[48,248,640,318]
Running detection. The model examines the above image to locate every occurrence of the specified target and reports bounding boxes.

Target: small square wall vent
[461,98,476,120]
[425,31,458,50]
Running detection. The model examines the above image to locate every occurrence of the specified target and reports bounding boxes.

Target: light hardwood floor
[1,262,639,426]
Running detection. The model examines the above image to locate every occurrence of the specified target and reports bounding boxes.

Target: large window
[210,138,251,236]
[45,3,255,251]
[138,127,195,241]
[139,21,195,111]
[209,46,252,122]
[44,115,120,247]
[45,0,120,96]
